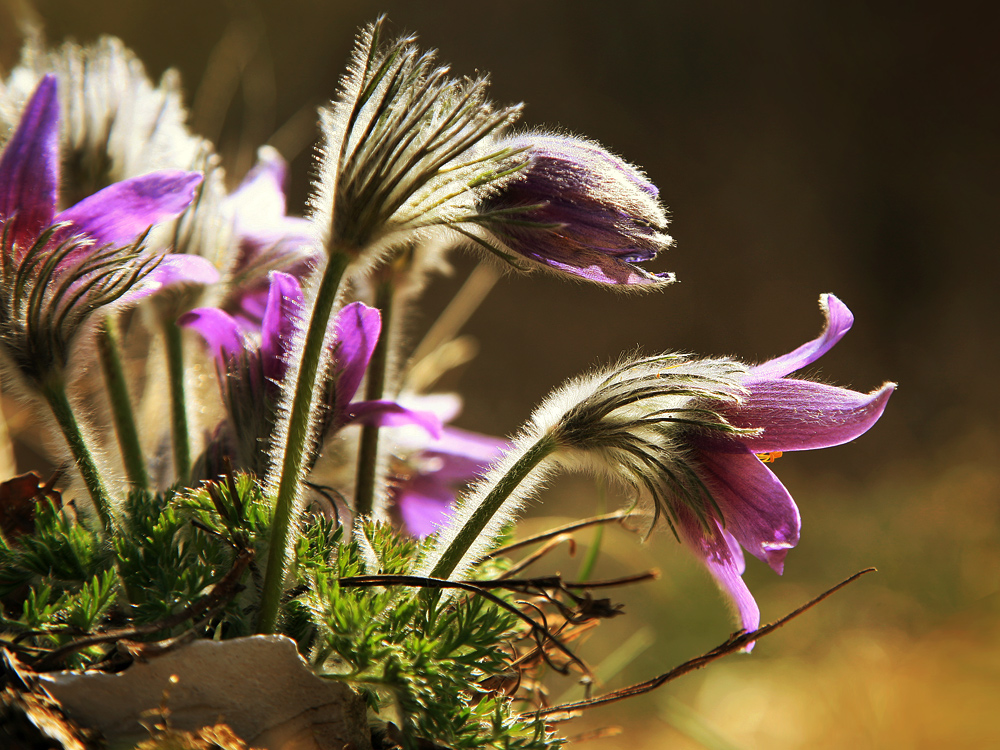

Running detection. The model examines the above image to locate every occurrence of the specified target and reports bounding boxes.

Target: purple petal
[396,475,457,539]
[118,254,219,304]
[148,254,219,287]
[331,302,381,410]
[422,427,510,480]
[177,308,246,367]
[693,441,801,574]
[56,170,203,248]
[260,271,303,382]
[346,401,442,439]
[230,146,289,224]
[676,506,760,645]
[0,75,59,249]
[541,252,675,287]
[750,294,854,379]
[725,380,896,453]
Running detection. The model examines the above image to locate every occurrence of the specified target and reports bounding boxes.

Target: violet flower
[475,133,674,288]
[674,294,894,638]
[179,272,439,477]
[0,75,211,382]
[386,394,509,538]
[420,295,893,624]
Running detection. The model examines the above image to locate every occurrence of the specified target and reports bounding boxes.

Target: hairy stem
[97,318,149,490]
[39,373,113,534]
[257,251,351,634]
[163,318,191,484]
[429,435,557,580]
[353,276,394,518]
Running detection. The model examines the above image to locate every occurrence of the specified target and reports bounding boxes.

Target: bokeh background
[2,1,997,747]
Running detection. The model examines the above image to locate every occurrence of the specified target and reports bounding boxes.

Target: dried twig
[522,568,876,718]
[478,510,629,562]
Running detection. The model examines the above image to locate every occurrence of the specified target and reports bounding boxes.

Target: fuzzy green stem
[353,276,394,518]
[97,319,149,490]
[163,319,191,484]
[257,251,351,634]
[38,373,114,534]
[430,435,557,580]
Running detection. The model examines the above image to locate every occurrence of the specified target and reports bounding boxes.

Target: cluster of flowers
[0,21,892,642]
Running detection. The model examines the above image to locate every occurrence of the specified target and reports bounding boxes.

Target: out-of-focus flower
[473,133,673,288]
[180,272,439,476]
[0,75,209,382]
[0,36,206,200]
[221,146,319,328]
[387,394,509,538]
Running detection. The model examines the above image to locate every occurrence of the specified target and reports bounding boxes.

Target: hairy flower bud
[473,133,674,288]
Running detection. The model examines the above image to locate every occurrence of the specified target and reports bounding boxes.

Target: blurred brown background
[3,1,998,747]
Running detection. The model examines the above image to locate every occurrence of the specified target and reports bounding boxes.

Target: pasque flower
[0,74,209,382]
[180,272,439,476]
[672,294,894,637]
[474,133,674,288]
[421,295,894,635]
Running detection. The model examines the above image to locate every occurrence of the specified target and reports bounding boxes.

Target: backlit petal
[676,506,760,645]
[177,308,245,367]
[0,75,59,248]
[331,302,381,411]
[725,380,896,453]
[694,441,801,574]
[260,271,303,383]
[750,294,853,379]
[56,170,203,248]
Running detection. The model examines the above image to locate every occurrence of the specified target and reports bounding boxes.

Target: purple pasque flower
[387,394,510,538]
[475,133,674,288]
[0,75,210,381]
[220,146,319,328]
[180,272,439,476]
[674,294,894,641]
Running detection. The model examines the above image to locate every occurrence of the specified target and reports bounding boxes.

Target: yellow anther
[756,451,783,463]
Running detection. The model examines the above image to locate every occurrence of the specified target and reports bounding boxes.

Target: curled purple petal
[55,170,203,248]
[749,294,854,380]
[725,380,896,453]
[177,308,246,367]
[677,506,760,647]
[260,271,303,383]
[693,441,801,574]
[0,75,59,249]
[346,401,442,439]
[331,302,381,411]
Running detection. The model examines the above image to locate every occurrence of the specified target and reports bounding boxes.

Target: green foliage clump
[1,478,563,749]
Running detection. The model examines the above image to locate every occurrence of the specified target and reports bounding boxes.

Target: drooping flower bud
[473,133,674,288]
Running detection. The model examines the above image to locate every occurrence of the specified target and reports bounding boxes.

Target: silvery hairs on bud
[418,354,753,581]
[309,18,527,264]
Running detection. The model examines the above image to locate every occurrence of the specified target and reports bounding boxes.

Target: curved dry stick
[523,568,877,719]
[477,510,629,562]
